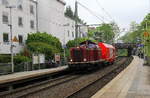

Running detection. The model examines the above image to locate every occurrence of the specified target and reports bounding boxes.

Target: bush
[26,32,63,59]
[26,32,62,51]
[0,55,31,64]
[14,55,31,65]
[13,55,31,72]
[27,42,59,59]
[0,55,31,72]
[0,55,11,63]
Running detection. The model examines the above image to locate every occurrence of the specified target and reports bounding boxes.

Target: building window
[2,0,9,5]
[72,25,74,29]
[80,33,82,38]
[18,17,23,27]
[3,33,9,42]
[68,31,70,37]
[30,5,34,14]
[18,5,23,10]
[72,32,74,37]
[18,35,23,44]
[2,12,8,24]
[30,20,34,29]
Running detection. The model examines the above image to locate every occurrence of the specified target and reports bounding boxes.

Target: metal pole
[8,7,14,73]
[38,54,40,69]
[35,1,39,32]
[64,28,66,65]
[75,0,78,46]
[64,47,66,65]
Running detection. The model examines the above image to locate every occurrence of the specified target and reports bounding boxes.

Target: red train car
[68,40,116,69]
[98,42,116,63]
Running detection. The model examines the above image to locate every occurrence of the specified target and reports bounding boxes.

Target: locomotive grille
[73,49,83,62]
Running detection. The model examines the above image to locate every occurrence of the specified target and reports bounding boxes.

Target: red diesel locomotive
[68,40,116,69]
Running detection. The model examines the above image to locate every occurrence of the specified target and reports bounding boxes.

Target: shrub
[0,55,31,64]
[26,32,62,51]
[26,32,63,59]
[27,42,59,59]
[14,55,31,65]
[0,55,11,63]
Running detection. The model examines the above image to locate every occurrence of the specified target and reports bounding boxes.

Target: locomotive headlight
[70,59,73,62]
[84,58,87,62]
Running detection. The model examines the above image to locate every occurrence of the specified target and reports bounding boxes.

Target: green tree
[120,21,143,43]
[129,21,139,32]
[141,13,150,31]
[64,6,85,24]
[111,22,120,40]
[87,31,94,39]
[64,6,74,19]
[94,23,117,43]
[119,13,150,64]
[26,32,62,59]
[87,22,119,43]
[87,27,96,39]
[26,32,62,50]
[141,13,150,58]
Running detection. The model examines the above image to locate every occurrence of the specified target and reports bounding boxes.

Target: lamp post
[6,6,16,73]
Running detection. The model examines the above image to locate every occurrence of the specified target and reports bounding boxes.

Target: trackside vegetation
[26,32,62,60]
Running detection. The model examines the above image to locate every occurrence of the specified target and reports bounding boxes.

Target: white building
[0,0,87,54]
[64,17,75,44]
[37,0,76,44]
[37,0,88,44]
[79,25,88,38]
[0,0,37,54]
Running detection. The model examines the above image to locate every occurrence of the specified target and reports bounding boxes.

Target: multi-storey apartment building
[0,0,87,54]
[0,0,37,54]
[37,0,76,45]
[63,17,75,44]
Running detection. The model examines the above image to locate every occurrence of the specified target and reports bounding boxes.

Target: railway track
[0,71,81,98]
[67,56,133,98]
[0,56,133,98]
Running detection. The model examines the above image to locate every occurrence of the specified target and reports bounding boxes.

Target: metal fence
[0,61,66,75]
[0,63,11,75]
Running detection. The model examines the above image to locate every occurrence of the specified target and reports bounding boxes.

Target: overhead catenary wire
[95,0,120,37]
[95,0,114,21]
[77,1,105,23]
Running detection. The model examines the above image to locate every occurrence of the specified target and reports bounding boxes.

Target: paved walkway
[0,66,67,84]
[92,56,150,98]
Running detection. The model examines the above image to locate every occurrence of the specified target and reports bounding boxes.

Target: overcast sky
[65,0,149,30]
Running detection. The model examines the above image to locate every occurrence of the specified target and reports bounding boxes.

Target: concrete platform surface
[0,66,68,84]
[92,56,150,98]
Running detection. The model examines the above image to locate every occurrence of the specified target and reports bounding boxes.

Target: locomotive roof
[99,42,115,49]
[80,40,96,45]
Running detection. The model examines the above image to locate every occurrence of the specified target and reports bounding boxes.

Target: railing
[0,60,66,75]
[0,63,11,75]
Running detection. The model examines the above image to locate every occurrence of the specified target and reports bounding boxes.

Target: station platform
[92,56,150,98]
[0,66,68,85]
